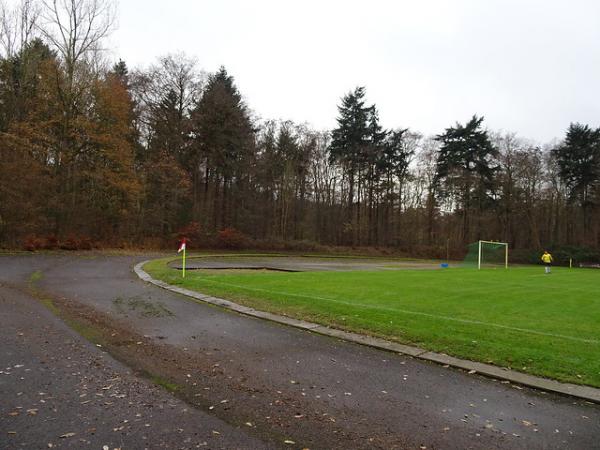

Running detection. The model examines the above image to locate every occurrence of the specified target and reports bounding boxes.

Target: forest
[1,0,599,263]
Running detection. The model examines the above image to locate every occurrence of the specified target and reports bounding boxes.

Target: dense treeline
[1,0,599,259]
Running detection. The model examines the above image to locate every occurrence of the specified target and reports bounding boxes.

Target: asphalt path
[1,254,599,449]
[0,256,274,450]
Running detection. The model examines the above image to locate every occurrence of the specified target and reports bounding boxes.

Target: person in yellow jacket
[541,250,553,274]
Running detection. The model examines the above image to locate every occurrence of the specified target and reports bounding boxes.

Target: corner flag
[178,239,186,278]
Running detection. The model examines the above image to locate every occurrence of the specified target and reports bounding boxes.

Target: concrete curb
[134,261,600,404]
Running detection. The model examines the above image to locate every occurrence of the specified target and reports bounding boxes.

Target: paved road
[1,254,599,449]
[0,257,275,449]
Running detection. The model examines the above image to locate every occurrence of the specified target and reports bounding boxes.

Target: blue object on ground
[441,263,449,268]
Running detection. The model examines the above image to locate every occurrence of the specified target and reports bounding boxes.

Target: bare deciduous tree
[39,0,115,109]
[39,0,114,63]
[0,0,40,57]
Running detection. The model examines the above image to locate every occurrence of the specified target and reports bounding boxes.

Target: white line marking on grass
[199,278,600,345]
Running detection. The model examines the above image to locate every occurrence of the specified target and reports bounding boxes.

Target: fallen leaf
[59,433,76,438]
[284,440,296,445]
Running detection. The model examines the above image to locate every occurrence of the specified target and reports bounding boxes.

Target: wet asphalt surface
[1,253,600,449]
[0,258,274,450]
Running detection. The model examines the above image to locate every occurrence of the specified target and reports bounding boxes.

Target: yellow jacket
[541,253,553,263]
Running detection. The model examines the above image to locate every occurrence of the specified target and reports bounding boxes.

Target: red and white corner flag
[178,238,186,278]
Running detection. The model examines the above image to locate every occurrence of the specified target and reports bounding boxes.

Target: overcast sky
[109,0,600,143]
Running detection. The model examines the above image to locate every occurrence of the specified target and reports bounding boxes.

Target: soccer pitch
[145,257,600,388]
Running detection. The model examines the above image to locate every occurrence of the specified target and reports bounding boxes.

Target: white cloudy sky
[109,0,600,142]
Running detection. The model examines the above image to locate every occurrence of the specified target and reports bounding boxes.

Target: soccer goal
[464,240,509,269]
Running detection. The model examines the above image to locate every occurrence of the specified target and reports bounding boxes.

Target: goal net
[463,240,508,269]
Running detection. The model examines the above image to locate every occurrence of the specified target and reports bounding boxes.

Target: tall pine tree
[329,86,382,244]
[553,123,600,242]
[435,115,498,242]
[191,66,255,231]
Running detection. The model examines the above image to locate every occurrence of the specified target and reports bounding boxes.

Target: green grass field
[144,257,600,387]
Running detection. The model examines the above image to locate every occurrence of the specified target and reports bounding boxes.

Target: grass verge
[144,257,600,388]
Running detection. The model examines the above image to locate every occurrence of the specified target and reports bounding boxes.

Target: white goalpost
[477,240,509,270]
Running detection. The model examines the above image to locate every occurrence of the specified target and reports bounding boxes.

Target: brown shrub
[59,235,80,250]
[42,235,59,250]
[57,234,95,251]
[176,222,202,242]
[217,227,248,249]
[174,221,206,250]
[23,235,44,251]
[78,237,94,250]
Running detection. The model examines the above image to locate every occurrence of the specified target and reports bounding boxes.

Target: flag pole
[182,245,186,278]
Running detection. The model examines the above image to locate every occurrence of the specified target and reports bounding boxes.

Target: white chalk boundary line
[134,261,600,404]
[196,278,600,345]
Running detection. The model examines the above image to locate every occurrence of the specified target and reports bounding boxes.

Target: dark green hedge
[510,246,600,266]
